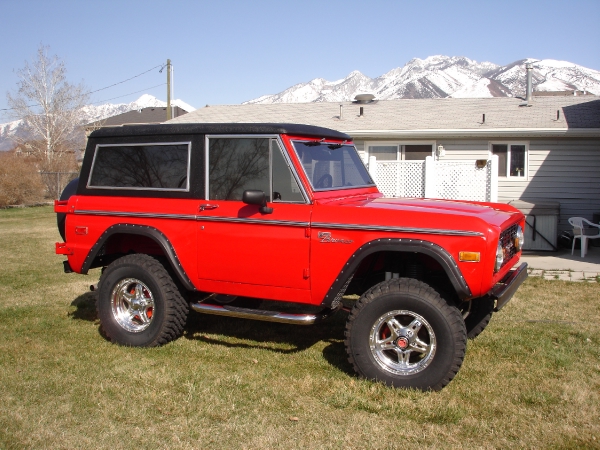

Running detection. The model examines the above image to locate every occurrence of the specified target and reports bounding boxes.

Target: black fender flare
[57,177,79,241]
[81,223,196,291]
[321,238,472,308]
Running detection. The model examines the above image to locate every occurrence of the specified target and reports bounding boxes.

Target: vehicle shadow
[183,307,355,375]
[68,291,98,322]
[67,291,355,375]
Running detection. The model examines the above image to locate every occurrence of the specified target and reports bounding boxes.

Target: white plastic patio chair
[568,217,600,258]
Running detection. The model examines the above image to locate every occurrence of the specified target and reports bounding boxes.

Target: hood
[315,195,522,232]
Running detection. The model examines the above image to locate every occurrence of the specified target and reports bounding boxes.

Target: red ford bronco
[55,123,527,391]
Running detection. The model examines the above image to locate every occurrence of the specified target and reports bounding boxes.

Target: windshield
[292,140,375,191]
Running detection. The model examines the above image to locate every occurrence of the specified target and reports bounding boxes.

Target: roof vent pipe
[359,106,364,117]
[526,63,533,103]
[355,93,375,103]
[339,104,343,120]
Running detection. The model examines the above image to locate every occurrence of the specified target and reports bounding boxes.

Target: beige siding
[354,140,365,158]
[437,140,489,160]
[499,139,600,232]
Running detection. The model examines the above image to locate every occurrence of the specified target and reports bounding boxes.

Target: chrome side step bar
[190,302,339,325]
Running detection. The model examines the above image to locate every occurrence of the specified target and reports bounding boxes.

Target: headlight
[514,225,524,251]
[494,241,504,273]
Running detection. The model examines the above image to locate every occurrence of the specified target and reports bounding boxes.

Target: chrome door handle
[199,204,219,211]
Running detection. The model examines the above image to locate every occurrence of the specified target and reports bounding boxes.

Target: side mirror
[242,190,273,214]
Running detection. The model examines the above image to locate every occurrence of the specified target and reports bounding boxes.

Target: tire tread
[97,254,189,347]
[344,278,467,391]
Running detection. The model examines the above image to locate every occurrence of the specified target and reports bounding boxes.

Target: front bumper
[487,262,528,312]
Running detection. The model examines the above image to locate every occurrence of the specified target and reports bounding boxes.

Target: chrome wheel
[111,278,155,332]
[369,310,436,376]
[346,278,466,390]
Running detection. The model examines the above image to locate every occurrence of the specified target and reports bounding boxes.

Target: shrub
[0,152,45,207]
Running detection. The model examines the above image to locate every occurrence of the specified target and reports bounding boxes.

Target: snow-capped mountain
[81,94,195,123]
[0,120,26,151]
[0,94,195,151]
[244,56,600,104]
[483,59,600,97]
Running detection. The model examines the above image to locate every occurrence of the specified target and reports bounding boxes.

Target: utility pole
[166,59,172,120]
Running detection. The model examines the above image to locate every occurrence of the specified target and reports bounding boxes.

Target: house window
[368,143,434,161]
[491,143,527,178]
[370,145,398,161]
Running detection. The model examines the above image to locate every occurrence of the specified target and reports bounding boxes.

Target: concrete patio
[520,245,600,282]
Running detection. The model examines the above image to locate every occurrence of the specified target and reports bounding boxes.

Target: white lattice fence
[432,160,492,201]
[370,160,425,198]
[367,156,498,201]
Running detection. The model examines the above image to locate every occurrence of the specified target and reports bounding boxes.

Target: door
[197,136,311,291]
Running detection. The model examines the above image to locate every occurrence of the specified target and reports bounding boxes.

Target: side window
[369,145,398,161]
[492,143,527,178]
[404,144,433,161]
[368,143,433,161]
[208,138,270,200]
[271,140,304,202]
[88,143,190,190]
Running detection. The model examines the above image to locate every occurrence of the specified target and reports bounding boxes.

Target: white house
[168,94,600,248]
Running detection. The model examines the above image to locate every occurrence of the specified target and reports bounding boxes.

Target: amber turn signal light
[459,251,480,262]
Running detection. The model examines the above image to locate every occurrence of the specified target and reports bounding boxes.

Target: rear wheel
[345,278,466,391]
[97,254,188,347]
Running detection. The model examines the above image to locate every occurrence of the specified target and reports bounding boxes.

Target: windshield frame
[291,139,376,192]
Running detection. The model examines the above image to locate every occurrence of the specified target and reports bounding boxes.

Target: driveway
[520,245,600,282]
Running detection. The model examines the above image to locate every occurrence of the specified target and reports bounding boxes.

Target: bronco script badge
[318,231,354,244]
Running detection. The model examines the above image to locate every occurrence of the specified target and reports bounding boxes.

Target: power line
[1,64,164,111]
[86,65,163,96]
[89,83,166,105]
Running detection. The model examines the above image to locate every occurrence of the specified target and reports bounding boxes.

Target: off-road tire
[345,278,467,391]
[464,297,494,339]
[97,254,188,347]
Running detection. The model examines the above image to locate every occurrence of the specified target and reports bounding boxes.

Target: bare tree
[6,45,89,170]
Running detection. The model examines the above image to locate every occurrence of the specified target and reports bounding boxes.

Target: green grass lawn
[0,206,599,449]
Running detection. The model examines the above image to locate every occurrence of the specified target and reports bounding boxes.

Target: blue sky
[1,0,599,114]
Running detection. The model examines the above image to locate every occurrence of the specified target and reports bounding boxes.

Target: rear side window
[88,142,191,190]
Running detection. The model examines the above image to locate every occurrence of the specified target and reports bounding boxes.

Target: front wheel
[345,278,466,391]
[97,254,189,347]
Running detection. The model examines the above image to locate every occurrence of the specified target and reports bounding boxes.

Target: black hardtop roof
[89,122,351,140]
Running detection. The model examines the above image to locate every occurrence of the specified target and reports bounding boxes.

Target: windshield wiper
[303,138,325,147]
[327,140,347,150]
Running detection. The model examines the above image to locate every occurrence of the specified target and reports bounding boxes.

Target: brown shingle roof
[89,106,188,127]
[168,96,600,138]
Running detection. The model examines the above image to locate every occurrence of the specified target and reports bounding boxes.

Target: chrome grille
[499,224,519,268]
